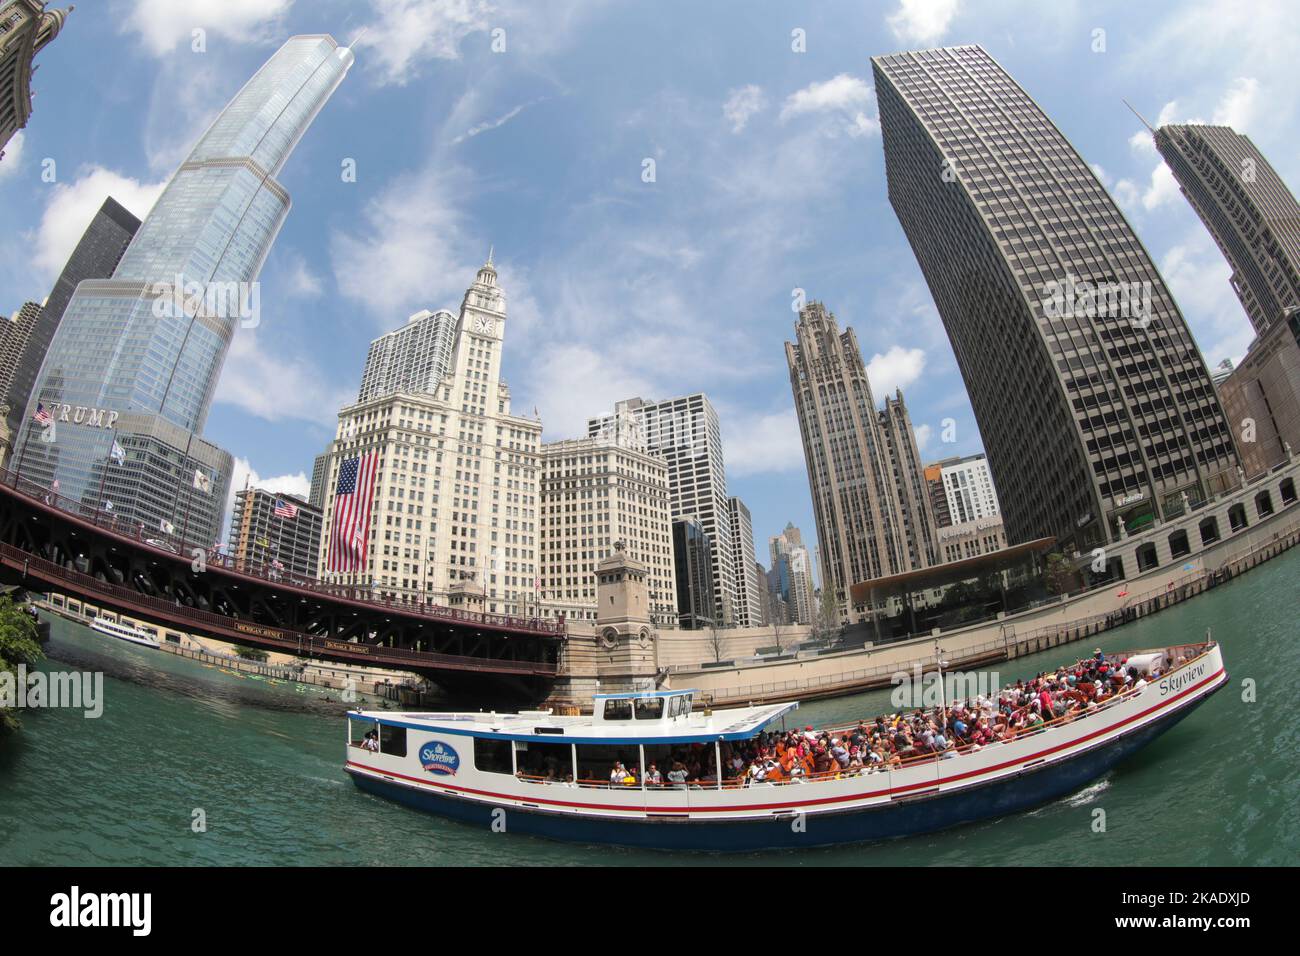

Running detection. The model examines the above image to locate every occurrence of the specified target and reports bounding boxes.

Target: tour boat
[343,640,1226,851]
[90,617,161,650]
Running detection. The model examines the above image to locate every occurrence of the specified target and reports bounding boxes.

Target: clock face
[473,315,495,336]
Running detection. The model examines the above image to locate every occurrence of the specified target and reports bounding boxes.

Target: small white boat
[90,617,161,649]
[344,639,1227,851]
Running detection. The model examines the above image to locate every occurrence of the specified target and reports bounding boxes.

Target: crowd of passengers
[523,649,1175,788]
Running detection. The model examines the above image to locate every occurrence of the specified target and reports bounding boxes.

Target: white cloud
[866,345,926,398]
[30,167,166,279]
[914,422,933,451]
[0,130,24,179]
[355,0,492,86]
[531,343,657,441]
[123,0,294,56]
[723,85,766,133]
[452,99,544,145]
[214,331,354,427]
[331,166,481,321]
[1212,76,1260,130]
[1160,229,1256,366]
[780,74,878,137]
[285,253,324,298]
[723,409,804,477]
[887,0,961,45]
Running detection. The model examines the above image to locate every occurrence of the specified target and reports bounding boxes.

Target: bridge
[0,468,565,701]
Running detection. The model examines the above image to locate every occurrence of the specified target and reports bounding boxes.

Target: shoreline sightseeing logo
[419,739,460,776]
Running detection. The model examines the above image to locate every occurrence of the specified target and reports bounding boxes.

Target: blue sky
[1,0,1294,580]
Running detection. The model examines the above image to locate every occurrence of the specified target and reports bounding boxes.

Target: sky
[1,0,1295,584]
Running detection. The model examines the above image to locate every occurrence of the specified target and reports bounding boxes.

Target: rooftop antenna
[344,25,369,52]
[1123,98,1156,135]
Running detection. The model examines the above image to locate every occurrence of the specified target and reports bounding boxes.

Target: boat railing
[509,644,1218,793]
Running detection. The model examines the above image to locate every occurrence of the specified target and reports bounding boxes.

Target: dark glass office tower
[2,197,141,443]
[873,45,1238,551]
[1155,124,1300,337]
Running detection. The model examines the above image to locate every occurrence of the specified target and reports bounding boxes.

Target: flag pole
[95,435,113,527]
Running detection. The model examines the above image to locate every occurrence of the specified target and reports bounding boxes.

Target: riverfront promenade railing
[0,465,564,638]
[0,540,559,676]
[693,519,1300,706]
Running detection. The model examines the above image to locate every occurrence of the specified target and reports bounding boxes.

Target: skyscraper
[1155,124,1300,337]
[925,453,1001,528]
[786,300,937,622]
[357,308,459,402]
[873,44,1238,551]
[319,256,542,615]
[14,35,353,547]
[768,522,816,626]
[228,488,323,578]
[726,496,761,627]
[538,432,677,628]
[0,1,71,160]
[588,394,737,624]
[3,196,141,444]
[671,517,714,629]
[0,301,41,467]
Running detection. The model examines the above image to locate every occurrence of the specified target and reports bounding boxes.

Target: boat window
[514,740,573,779]
[474,738,514,774]
[348,717,378,748]
[379,724,407,758]
[603,698,633,721]
[634,697,664,720]
[575,743,640,784]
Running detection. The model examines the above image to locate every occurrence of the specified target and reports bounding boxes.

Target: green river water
[1,548,1296,866]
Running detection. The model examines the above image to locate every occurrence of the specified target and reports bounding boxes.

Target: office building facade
[786,300,938,622]
[538,434,677,628]
[13,35,352,547]
[926,453,1001,528]
[1155,124,1300,337]
[3,197,141,444]
[873,44,1238,551]
[768,522,817,626]
[357,308,459,403]
[1218,308,1300,477]
[319,257,543,615]
[589,393,736,625]
[726,496,762,627]
[228,488,323,578]
[671,516,714,629]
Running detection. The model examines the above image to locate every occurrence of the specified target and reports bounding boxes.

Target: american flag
[33,403,52,427]
[274,498,299,519]
[326,451,378,573]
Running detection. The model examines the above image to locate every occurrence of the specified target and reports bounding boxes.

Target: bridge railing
[0,540,558,676]
[0,465,565,638]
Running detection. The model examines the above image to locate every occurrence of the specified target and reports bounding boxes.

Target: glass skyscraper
[873,45,1238,552]
[15,35,352,546]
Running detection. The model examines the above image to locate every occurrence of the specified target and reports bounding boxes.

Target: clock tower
[460,245,505,342]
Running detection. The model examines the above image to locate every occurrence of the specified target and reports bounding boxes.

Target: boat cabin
[346,691,799,790]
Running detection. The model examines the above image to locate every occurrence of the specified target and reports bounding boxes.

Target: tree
[707,624,728,663]
[770,614,786,654]
[233,645,269,662]
[1043,553,1081,596]
[0,597,45,736]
